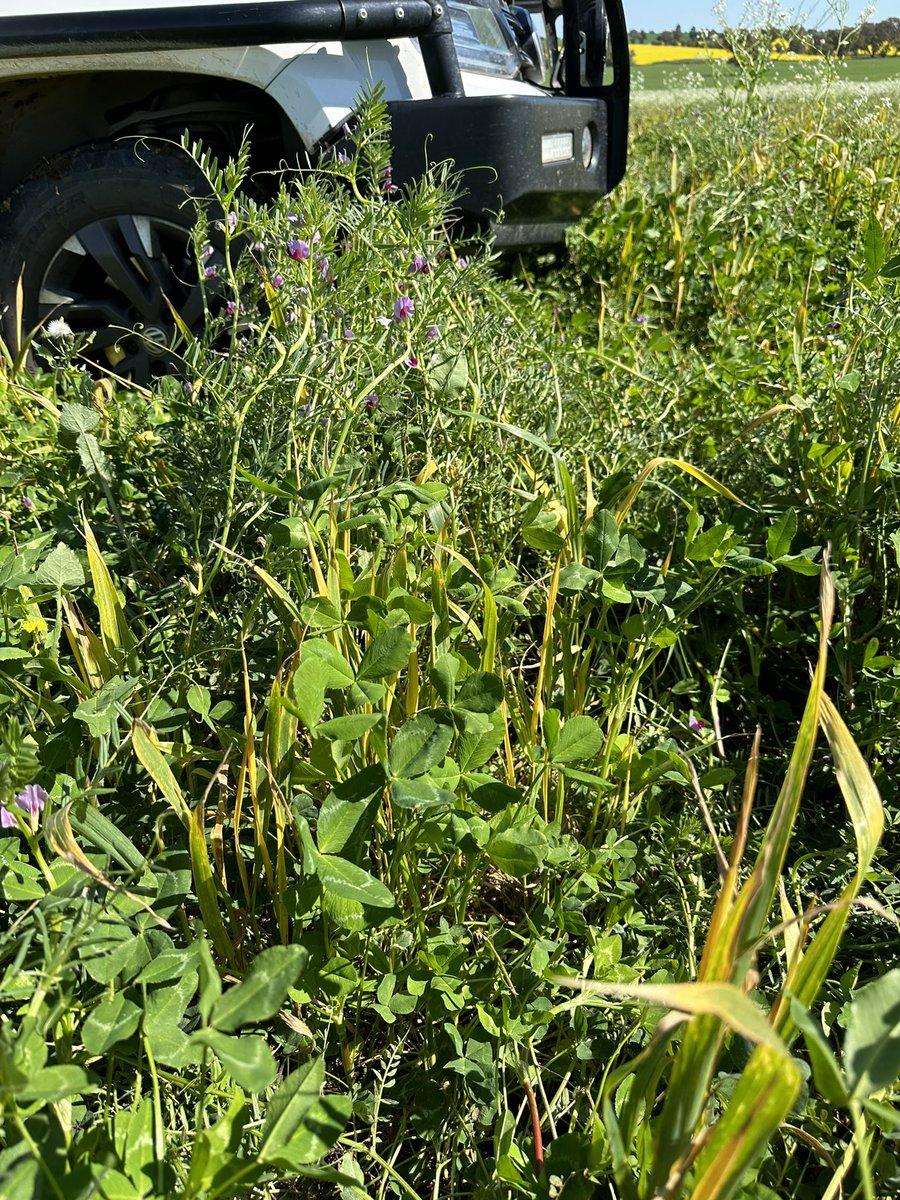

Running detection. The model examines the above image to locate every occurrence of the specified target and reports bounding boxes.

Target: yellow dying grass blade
[46,804,172,929]
[558,979,789,1054]
[530,554,561,745]
[83,516,137,675]
[132,722,192,827]
[772,690,885,1042]
[559,978,801,1200]
[646,566,833,1192]
[691,1044,803,1200]
[615,457,748,525]
[434,543,498,671]
[189,798,237,968]
[62,596,104,690]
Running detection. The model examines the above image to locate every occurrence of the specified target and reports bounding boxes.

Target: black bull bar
[0,0,629,215]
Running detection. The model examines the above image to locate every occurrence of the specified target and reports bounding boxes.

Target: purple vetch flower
[1,783,48,829]
[225,300,245,316]
[425,325,439,340]
[317,256,330,281]
[22,496,34,511]
[343,329,355,341]
[271,273,285,290]
[287,213,301,226]
[364,393,380,410]
[688,714,705,734]
[252,240,266,253]
[393,295,414,321]
[634,314,648,325]
[203,264,218,280]
[288,238,311,261]
[404,353,419,368]
[457,257,468,270]
[200,243,215,260]
[337,150,349,165]
[409,255,426,275]
[341,121,352,138]
[227,210,238,233]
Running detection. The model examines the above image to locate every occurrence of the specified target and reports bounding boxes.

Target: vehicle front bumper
[387,91,621,245]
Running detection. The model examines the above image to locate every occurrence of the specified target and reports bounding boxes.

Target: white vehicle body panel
[0,0,538,147]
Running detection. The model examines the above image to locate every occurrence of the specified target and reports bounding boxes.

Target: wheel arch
[0,69,306,200]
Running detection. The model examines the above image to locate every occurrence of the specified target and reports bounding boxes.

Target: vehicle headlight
[448,1,521,78]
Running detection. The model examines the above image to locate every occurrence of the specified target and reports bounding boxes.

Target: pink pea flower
[288,238,311,261]
[22,496,34,511]
[393,295,414,321]
[404,354,419,368]
[364,393,380,410]
[688,714,705,734]
[203,264,218,280]
[1,783,47,829]
[271,273,285,289]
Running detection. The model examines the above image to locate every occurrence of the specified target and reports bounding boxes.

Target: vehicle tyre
[0,140,219,383]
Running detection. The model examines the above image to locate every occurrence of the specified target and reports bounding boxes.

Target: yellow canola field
[630,44,819,64]
[630,45,730,64]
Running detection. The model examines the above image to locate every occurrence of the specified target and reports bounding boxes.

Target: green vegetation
[634,54,900,90]
[1,72,900,1200]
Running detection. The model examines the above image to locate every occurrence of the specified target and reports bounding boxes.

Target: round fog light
[581,125,594,169]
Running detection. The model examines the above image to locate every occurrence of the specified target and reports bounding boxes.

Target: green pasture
[1,71,900,1200]
[634,52,900,90]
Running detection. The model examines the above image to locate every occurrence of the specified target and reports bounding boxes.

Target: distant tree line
[629,17,900,55]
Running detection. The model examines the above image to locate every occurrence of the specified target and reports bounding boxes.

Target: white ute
[0,0,628,377]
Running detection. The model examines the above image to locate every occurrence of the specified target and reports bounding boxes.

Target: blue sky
[625,0,880,33]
